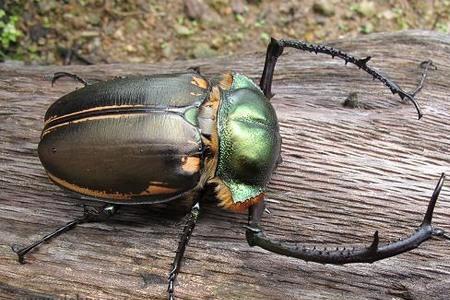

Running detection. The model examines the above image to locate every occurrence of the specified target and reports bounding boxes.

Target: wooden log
[1,30,449,300]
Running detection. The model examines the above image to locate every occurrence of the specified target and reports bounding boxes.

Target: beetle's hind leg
[11,204,119,264]
[51,72,89,87]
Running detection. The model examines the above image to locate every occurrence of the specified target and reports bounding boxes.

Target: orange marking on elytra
[191,76,208,89]
[42,113,149,137]
[45,104,147,125]
[218,73,233,90]
[181,156,201,173]
[47,172,133,200]
[48,173,180,199]
[142,184,179,195]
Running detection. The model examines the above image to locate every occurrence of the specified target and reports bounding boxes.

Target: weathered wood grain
[1,30,449,300]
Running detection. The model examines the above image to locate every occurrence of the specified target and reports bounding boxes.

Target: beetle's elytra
[40,71,281,211]
[14,38,449,300]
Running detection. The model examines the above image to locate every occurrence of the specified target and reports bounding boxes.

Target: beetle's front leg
[246,174,449,264]
[260,38,436,119]
[12,204,119,264]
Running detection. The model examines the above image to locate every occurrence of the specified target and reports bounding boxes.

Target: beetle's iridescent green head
[213,73,281,211]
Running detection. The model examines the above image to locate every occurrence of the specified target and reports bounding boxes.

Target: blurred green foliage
[0,8,23,60]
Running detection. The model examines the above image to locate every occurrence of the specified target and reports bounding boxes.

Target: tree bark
[1,30,449,300]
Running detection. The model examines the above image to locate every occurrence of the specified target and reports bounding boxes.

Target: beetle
[13,38,449,299]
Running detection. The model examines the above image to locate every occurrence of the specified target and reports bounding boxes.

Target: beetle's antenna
[260,38,435,119]
[11,204,118,263]
[246,173,449,264]
[168,201,201,300]
[51,72,89,87]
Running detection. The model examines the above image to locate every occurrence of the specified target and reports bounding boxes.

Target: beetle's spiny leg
[51,72,89,87]
[432,228,450,240]
[422,172,444,225]
[368,231,379,253]
[280,39,428,119]
[167,200,202,300]
[410,60,435,98]
[11,204,118,264]
[260,38,435,119]
[260,38,284,99]
[11,218,81,264]
[246,173,447,264]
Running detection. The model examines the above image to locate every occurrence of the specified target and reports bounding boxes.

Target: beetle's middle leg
[12,204,119,264]
[167,199,202,300]
[51,72,89,87]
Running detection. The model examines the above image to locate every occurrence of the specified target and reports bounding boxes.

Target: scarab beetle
[13,38,449,299]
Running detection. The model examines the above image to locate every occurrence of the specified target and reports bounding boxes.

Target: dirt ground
[1,0,449,65]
